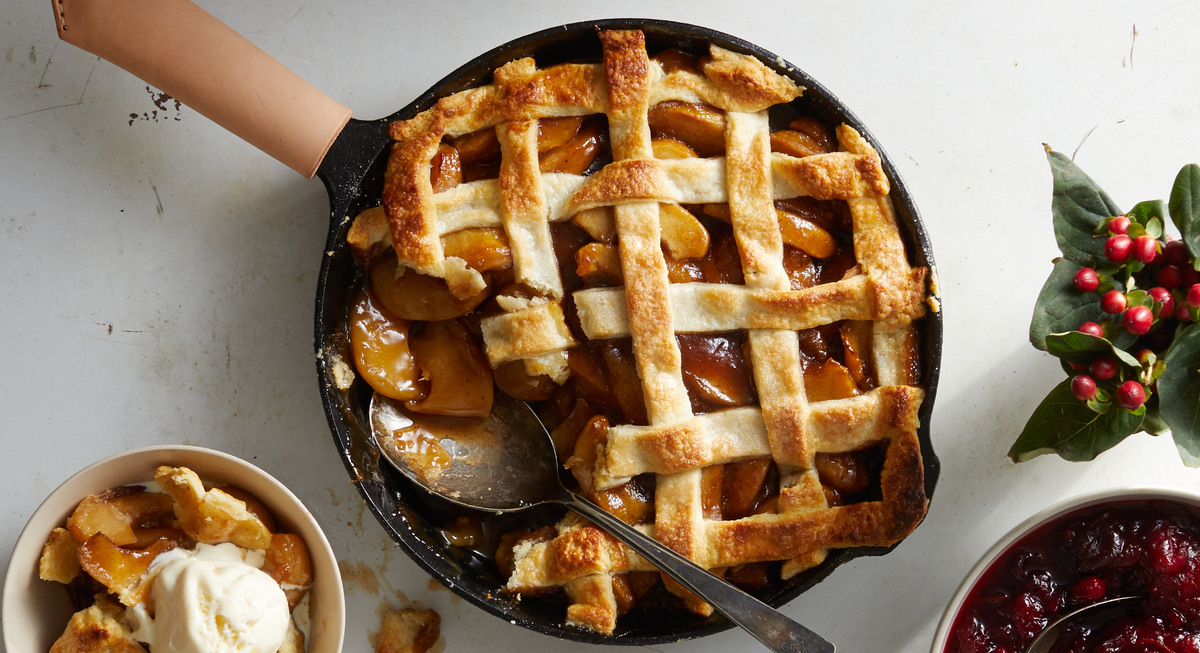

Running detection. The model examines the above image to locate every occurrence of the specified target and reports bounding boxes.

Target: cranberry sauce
[947,501,1200,653]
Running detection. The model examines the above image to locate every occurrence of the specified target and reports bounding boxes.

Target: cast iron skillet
[313,20,943,645]
[55,6,942,644]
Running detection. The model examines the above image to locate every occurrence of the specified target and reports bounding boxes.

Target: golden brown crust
[40,527,82,584]
[50,597,146,653]
[573,278,877,338]
[590,386,923,488]
[480,300,576,367]
[277,619,307,653]
[383,29,929,634]
[701,46,805,111]
[347,206,392,264]
[564,574,618,634]
[155,466,272,550]
[498,120,561,297]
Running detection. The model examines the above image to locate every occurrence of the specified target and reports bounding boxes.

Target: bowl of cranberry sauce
[932,489,1200,653]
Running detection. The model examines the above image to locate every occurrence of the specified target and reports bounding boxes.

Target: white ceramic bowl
[2,445,345,653]
[930,486,1200,653]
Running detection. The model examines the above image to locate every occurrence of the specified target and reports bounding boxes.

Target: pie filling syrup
[343,31,929,635]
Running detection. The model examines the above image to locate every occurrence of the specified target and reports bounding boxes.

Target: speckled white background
[4,2,1200,652]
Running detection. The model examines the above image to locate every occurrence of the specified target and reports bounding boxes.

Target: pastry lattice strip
[384,29,928,635]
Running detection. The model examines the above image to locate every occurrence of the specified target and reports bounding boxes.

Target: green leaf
[1157,323,1200,467]
[1147,218,1164,239]
[1096,273,1124,295]
[1126,223,1147,240]
[1045,332,1141,367]
[1030,259,1106,350]
[1169,164,1200,260]
[1046,148,1124,266]
[1087,395,1111,414]
[1127,200,1164,225]
[1010,379,1145,462]
[1143,406,1170,436]
[1110,328,1138,351]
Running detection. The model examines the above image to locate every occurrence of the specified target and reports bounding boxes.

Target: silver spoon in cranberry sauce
[368,391,835,653]
[1023,595,1140,653]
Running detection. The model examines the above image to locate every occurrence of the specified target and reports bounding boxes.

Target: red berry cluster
[1070,321,1151,409]
[1067,216,1195,411]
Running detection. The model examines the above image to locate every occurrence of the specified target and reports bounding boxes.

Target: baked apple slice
[350,289,425,402]
[647,101,726,157]
[77,533,176,606]
[67,486,175,546]
[263,533,313,608]
[405,319,494,418]
[370,253,489,321]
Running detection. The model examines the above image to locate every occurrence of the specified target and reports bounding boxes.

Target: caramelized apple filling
[41,469,315,652]
[345,43,921,620]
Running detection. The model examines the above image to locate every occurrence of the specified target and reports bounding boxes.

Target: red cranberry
[1177,302,1193,322]
[1073,267,1100,292]
[1149,287,1176,317]
[1117,381,1147,409]
[1149,525,1188,574]
[1089,356,1117,381]
[1012,592,1047,641]
[1133,235,1160,264]
[1189,284,1200,308]
[1101,290,1127,314]
[1068,361,1086,371]
[1165,240,1190,265]
[1072,375,1098,401]
[1105,235,1133,263]
[1078,322,1106,338]
[1108,216,1131,235]
[1159,264,1184,289]
[1185,267,1200,288]
[1124,305,1154,334]
[1071,576,1107,603]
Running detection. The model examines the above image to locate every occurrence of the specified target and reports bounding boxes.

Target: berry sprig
[1013,149,1200,465]
[1062,216,1199,414]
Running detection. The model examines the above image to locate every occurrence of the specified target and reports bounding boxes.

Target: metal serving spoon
[1024,595,1140,653]
[369,392,834,653]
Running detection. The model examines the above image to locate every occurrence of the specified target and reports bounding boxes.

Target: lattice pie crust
[380,29,929,635]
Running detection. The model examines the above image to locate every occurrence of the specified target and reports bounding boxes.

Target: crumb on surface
[376,608,441,653]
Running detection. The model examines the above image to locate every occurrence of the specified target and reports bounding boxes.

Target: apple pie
[347,27,931,635]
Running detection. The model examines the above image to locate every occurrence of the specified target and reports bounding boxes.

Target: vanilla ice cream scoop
[129,543,290,653]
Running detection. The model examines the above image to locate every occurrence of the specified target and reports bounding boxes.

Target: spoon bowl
[370,393,562,512]
[370,392,835,653]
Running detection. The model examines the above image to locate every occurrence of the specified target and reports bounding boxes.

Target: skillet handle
[51,0,352,179]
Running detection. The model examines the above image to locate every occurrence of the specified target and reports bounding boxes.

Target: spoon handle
[563,493,834,653]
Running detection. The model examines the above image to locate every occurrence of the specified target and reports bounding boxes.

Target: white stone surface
[3,1,1200,652]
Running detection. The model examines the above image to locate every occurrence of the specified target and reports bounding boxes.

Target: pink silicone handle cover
[53,0,353,178]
